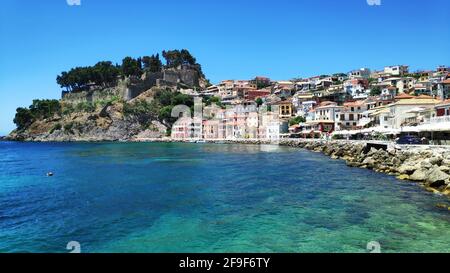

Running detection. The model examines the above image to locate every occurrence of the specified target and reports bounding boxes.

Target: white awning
[416,123,450,132]
[401,126,420,132]
[357,118,371,127]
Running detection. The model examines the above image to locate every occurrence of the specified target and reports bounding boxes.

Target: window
[349,114,354,121]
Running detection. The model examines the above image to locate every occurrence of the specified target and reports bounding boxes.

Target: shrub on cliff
[64,122,75,133]
[50,123,62,134]
[205,96,224,108]
[75,102,96,113]
[154,89,194,108]
[13,108,34,130]
[123,100,157,117]
[13,99,61,130]
[29,99,61,119]
[159,106,175,123]
[122,90,193,127]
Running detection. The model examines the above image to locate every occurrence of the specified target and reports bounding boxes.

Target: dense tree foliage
[289,116,306,126]
[370,86,382,96]
[142,54,162,73]
[13,108,34,130]
[153,89,195,124]
[154,89,194,108]
[205,96,224,108]
[162,49,205,77]
[123,89,194,126]
[121,57,143,78]
[162,49,196,67]
[14,100,61,130]
[255,98,264,107]
[56,61,120,92]
[29,99,61,118]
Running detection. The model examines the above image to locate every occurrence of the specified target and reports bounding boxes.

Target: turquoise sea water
[0,141,449,253]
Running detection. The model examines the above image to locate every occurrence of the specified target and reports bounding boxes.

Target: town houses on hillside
[172,65,450,144]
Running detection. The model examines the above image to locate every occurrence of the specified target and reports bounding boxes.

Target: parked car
[396,135,422,145]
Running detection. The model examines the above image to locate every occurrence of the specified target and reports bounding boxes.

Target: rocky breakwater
[279,140,450,198]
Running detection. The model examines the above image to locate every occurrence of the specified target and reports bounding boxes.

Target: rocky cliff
[8,88,169,142]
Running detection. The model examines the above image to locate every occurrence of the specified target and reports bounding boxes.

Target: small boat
[195,140,206,144]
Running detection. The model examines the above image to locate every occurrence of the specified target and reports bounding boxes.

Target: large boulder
[426,167,449,188]
[419,159,433,169]
[439,165,450,174]
[397,163,418,175]
[409,168,428,181]
[387,147,397,156]
[429,154,443,166]
[362,157,376,167]
[366,147,379,157]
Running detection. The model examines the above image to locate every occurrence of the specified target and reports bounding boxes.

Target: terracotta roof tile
[395,93,414,99]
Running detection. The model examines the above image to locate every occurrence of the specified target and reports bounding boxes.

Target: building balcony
[423,116,450,124]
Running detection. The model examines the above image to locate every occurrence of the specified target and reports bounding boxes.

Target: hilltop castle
[61,64,203,105]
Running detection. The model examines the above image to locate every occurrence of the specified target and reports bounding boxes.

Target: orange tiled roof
[395,93,415,99]
[319,101,335,106]
[344,100,365,107]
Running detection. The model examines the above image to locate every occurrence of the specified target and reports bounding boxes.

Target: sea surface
[0,141,449,253]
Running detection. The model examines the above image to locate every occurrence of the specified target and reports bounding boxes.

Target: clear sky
[0,0,449,135]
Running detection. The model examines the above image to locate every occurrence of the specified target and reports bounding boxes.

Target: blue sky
[0,0,449,134]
